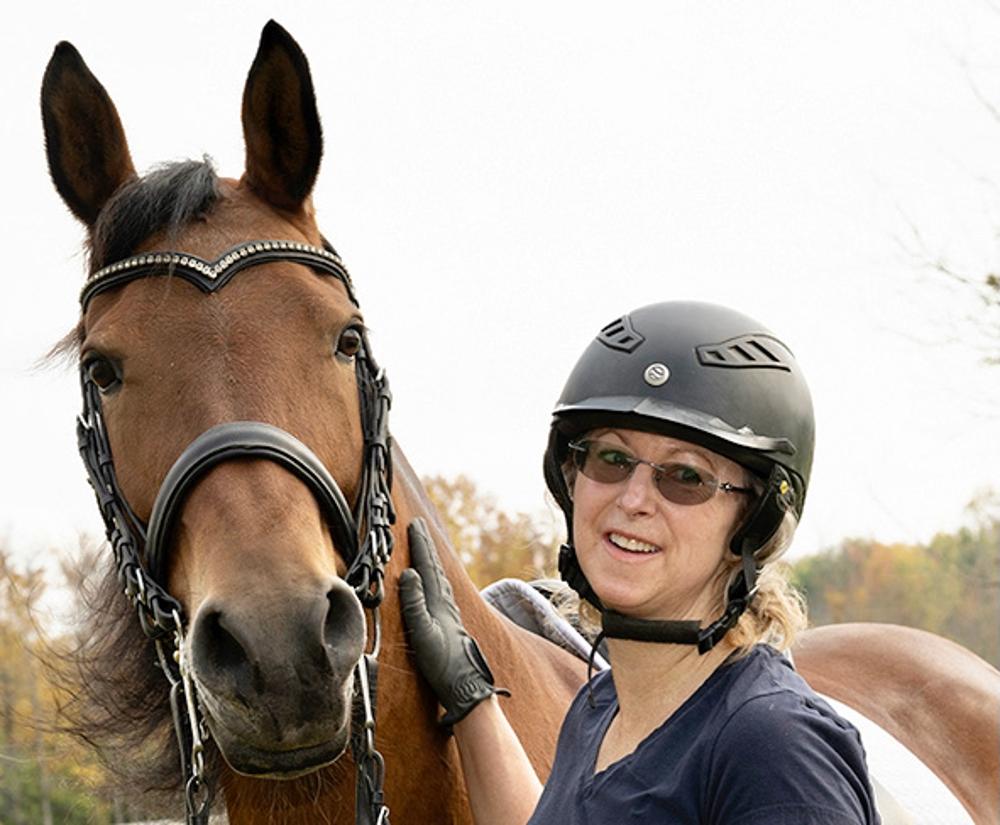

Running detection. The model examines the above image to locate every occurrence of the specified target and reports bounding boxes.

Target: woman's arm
[400,519,542,825]
[453,697,543,825]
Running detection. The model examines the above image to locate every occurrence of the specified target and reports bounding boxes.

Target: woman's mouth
[606,532,661,555]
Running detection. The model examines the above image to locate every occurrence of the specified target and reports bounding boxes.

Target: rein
[76,240,395,825]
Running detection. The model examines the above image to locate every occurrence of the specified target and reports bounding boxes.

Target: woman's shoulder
[702,645,879,824]
[714,645,860,741]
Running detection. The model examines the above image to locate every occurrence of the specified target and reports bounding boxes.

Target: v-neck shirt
[526,645,880,824]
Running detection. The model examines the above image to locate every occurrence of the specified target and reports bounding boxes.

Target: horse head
[43,21,381,789]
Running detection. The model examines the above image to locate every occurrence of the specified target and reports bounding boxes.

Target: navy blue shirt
[528,645,880,824]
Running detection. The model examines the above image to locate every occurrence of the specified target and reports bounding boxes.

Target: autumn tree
[0,542,121,823]
[422,474,560,589]
[791,491,1000,667]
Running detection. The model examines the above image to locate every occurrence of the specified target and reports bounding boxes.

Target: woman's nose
[616,465,658,515]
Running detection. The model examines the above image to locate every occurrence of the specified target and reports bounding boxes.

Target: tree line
[0,479,996,819]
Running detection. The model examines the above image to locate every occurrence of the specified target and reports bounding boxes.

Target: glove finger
[398,567,437,641]
[407,518,449,609]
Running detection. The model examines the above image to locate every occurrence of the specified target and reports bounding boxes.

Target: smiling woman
[564,433,805,654]
[401,301,881,825]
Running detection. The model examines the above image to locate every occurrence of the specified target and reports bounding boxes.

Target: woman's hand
[400,517,542,825]
[399,517,508,727]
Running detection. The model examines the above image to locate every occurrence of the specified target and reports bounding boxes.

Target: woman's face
[571,428,748,622]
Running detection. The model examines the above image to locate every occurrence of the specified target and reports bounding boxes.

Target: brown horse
[794,623,999,825]
[41,21,583,824]
[41,20,998,825]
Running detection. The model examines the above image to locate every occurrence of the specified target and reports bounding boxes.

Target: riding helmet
[543,301,815,651]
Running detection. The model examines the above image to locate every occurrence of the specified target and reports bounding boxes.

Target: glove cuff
[440,682,512,729]
[439,636,511,729]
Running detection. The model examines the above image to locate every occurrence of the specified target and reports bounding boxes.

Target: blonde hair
[720,508,806,654]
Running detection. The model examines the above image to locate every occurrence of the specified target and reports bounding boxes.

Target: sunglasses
[567,439,754,506]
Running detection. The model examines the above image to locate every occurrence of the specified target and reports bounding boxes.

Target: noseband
[77,240,395,825]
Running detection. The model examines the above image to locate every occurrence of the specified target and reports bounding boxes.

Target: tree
[422,474,560,588]
[791,492,1000,667]
[0,543,115,824]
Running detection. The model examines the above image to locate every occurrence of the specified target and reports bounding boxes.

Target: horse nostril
[193,608,255,691]
[324,581,366,669]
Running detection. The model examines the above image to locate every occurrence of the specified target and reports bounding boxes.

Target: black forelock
[89,159,219,272]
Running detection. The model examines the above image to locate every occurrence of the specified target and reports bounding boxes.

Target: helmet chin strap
[565,464,795,664]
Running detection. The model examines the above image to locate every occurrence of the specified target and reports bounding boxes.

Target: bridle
[76,240,395,825]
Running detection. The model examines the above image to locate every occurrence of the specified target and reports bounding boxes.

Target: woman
[400,301,880,824]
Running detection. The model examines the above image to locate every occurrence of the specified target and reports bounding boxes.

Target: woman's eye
[671,465,705,486]
[598,449,633,468]
[336,327,363,359]
[85,358,119,391]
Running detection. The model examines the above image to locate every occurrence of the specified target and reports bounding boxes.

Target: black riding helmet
[543,301,814,653]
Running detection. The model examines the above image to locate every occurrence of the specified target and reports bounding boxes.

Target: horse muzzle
[188,575,366,777]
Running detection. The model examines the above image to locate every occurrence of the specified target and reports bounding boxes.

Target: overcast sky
[3,1,999,572]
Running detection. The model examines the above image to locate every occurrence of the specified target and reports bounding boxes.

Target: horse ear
[241,21,323,212]
[40,42,136,227]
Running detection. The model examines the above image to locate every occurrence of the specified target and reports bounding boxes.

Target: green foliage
[791,494,1000,667]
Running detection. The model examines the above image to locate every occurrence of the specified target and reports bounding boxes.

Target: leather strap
[145,421,358,582]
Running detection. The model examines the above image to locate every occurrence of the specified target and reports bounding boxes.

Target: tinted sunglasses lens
[571,441,720,506]
[573,441,633,483]
[655,465,714,505]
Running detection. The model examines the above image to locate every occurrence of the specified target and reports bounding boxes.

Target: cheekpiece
[80,240,356,309]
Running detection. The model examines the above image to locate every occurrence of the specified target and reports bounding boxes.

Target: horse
[41,21,584,824]
[793,623,999,825]
[41,20,999,825]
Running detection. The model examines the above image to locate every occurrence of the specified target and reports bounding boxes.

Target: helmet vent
[696,335,791,371]
[598,315,645,353]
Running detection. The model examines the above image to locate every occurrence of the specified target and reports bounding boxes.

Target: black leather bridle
[77,240,395,825]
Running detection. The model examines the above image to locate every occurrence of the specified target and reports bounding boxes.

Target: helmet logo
[643,363,670,387]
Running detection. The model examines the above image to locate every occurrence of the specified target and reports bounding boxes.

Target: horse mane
[90,158,220,272]
[53,551,189,803]
[46,159,220,365]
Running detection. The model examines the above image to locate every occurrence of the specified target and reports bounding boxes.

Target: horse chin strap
[76,240,395,825]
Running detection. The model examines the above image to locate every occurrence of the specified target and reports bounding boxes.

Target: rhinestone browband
[80,240,356,309]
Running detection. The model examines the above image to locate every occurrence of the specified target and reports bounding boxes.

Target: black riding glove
[399,518,509,729]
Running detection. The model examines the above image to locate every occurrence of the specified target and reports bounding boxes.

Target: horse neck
[386,444,586,765]
[388,446,486,611]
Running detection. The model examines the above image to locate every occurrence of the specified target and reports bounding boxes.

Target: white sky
[2,1,999,571]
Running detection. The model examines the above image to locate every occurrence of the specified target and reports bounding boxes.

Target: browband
[81,240,356,309]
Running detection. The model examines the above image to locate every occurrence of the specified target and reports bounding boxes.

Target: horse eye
[85,357,120,392]
[336,327,363,359]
